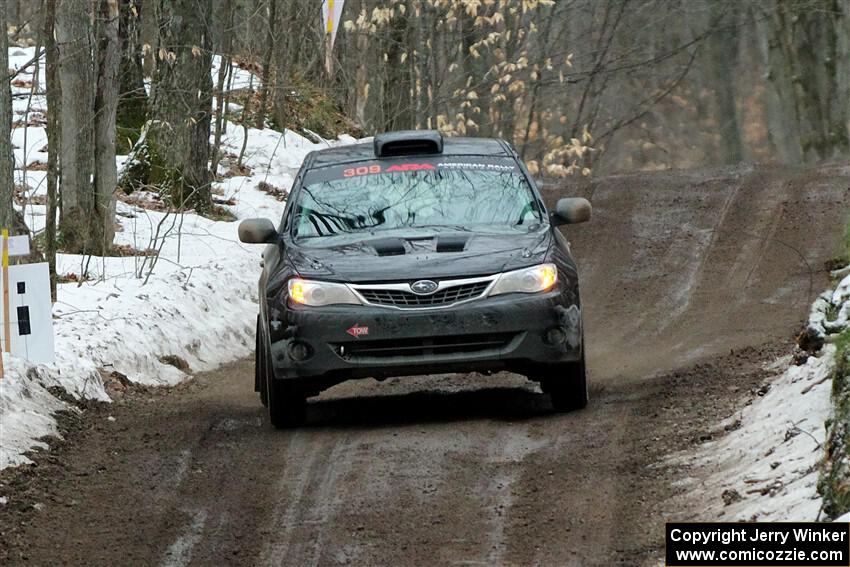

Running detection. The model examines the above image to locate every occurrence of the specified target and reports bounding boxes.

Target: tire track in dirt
[551,164,849,374]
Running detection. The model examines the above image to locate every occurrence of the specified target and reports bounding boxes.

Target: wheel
[257,319,307,427]
[266,374,307,428]
[539,350,588,412]
[255,318,268,407]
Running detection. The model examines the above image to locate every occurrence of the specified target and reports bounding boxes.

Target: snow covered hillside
[0,47,356,468]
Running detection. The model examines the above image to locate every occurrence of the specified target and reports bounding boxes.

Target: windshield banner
[303,156,520,185]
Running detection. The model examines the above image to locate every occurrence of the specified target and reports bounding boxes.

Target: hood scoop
[366,233,470,255]
[370,237,406,256]
[436,234,469,253]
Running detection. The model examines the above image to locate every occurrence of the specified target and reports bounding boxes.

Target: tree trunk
[707,3,743,164]
[272,0,291,130]
[56,0,96,253]
[211,0,234,177]
[382,8,412,131]
[0,0,14,232]
[757,4,802,163]
[116,0,147,153]
[43,0,61,299]
[762,0,849,163]
[833,0,850,135]
[837,0,850,151]
[149,0,214,213]
[94,0,120,253]
[461,8,485,136]
[825,0,849,158]
[354,31,369,129]
[413,3,430,129]
[521,6,557,159]
[139,0,158,78]
[255,0,277,129]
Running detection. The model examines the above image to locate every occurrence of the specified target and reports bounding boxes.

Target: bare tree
[17,0,850,212]
[334,0,850,172]
[760,0,849,162]
[54,0,119,254]
[56,0,96,253]
[43,0,60,298]
[116,0,147,153]
[210,0,235,176]
[148,0,214,213]
[0,0,14,231]
[94,0,120,252]
[706,1,743,164]
[273,1,323,130]
[256,0,277,129]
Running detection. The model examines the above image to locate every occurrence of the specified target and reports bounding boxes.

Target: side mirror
[238,218,278,244]
[552,197,592,226]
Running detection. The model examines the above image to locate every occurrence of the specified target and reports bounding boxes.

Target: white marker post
[5,262,55,364]
[0,231,50,379]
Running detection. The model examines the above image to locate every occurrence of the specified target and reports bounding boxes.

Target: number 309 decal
[343,165,382,177]
[342,163,437,177]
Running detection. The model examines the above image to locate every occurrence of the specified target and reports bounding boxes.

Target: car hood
[286,230,552,283]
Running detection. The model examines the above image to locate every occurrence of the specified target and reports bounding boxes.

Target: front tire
[256,318,268,407]
[266,376,307,428]
[539,350,588,412]
[261,339,307,429]
[257,319,307,427]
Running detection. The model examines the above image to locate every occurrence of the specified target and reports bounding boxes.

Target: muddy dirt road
[1,164,848,566]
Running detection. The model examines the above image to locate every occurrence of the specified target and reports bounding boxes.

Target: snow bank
[669,271,850,521]
[801,275,850,350]
[0,47,357,468]
[668,351,833,521]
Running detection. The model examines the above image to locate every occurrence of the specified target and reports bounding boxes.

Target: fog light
[545,327,567,345]
[288,341,312,361]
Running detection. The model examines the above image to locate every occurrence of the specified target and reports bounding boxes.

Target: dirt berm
[0,164,848,566]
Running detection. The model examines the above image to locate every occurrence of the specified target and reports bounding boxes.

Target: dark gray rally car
[238,130,591,427]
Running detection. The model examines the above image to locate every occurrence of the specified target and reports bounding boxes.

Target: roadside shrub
[819,329,850,518]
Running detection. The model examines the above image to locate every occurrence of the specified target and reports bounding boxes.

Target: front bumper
[268,290,581,386]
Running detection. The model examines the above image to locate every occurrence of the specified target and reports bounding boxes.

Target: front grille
[358,281,490,308]
[334,332,516,360]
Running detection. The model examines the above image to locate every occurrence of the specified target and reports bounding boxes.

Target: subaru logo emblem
[410,280,439,295]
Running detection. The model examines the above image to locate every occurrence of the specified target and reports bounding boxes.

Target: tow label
[346,324,369,338]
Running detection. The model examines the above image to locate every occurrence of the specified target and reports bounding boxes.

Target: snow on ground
[667,272,850,521]
[668,351,833,521]
[0,47,357,468]
[211,55,257,93]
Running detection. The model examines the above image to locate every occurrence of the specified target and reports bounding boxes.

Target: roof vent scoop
[374,130,444,157]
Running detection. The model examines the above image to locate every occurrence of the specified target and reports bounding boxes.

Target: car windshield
[292,164,542,244]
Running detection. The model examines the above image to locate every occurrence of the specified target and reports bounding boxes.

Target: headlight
[288,278,362,306]
[489,263,558,296]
